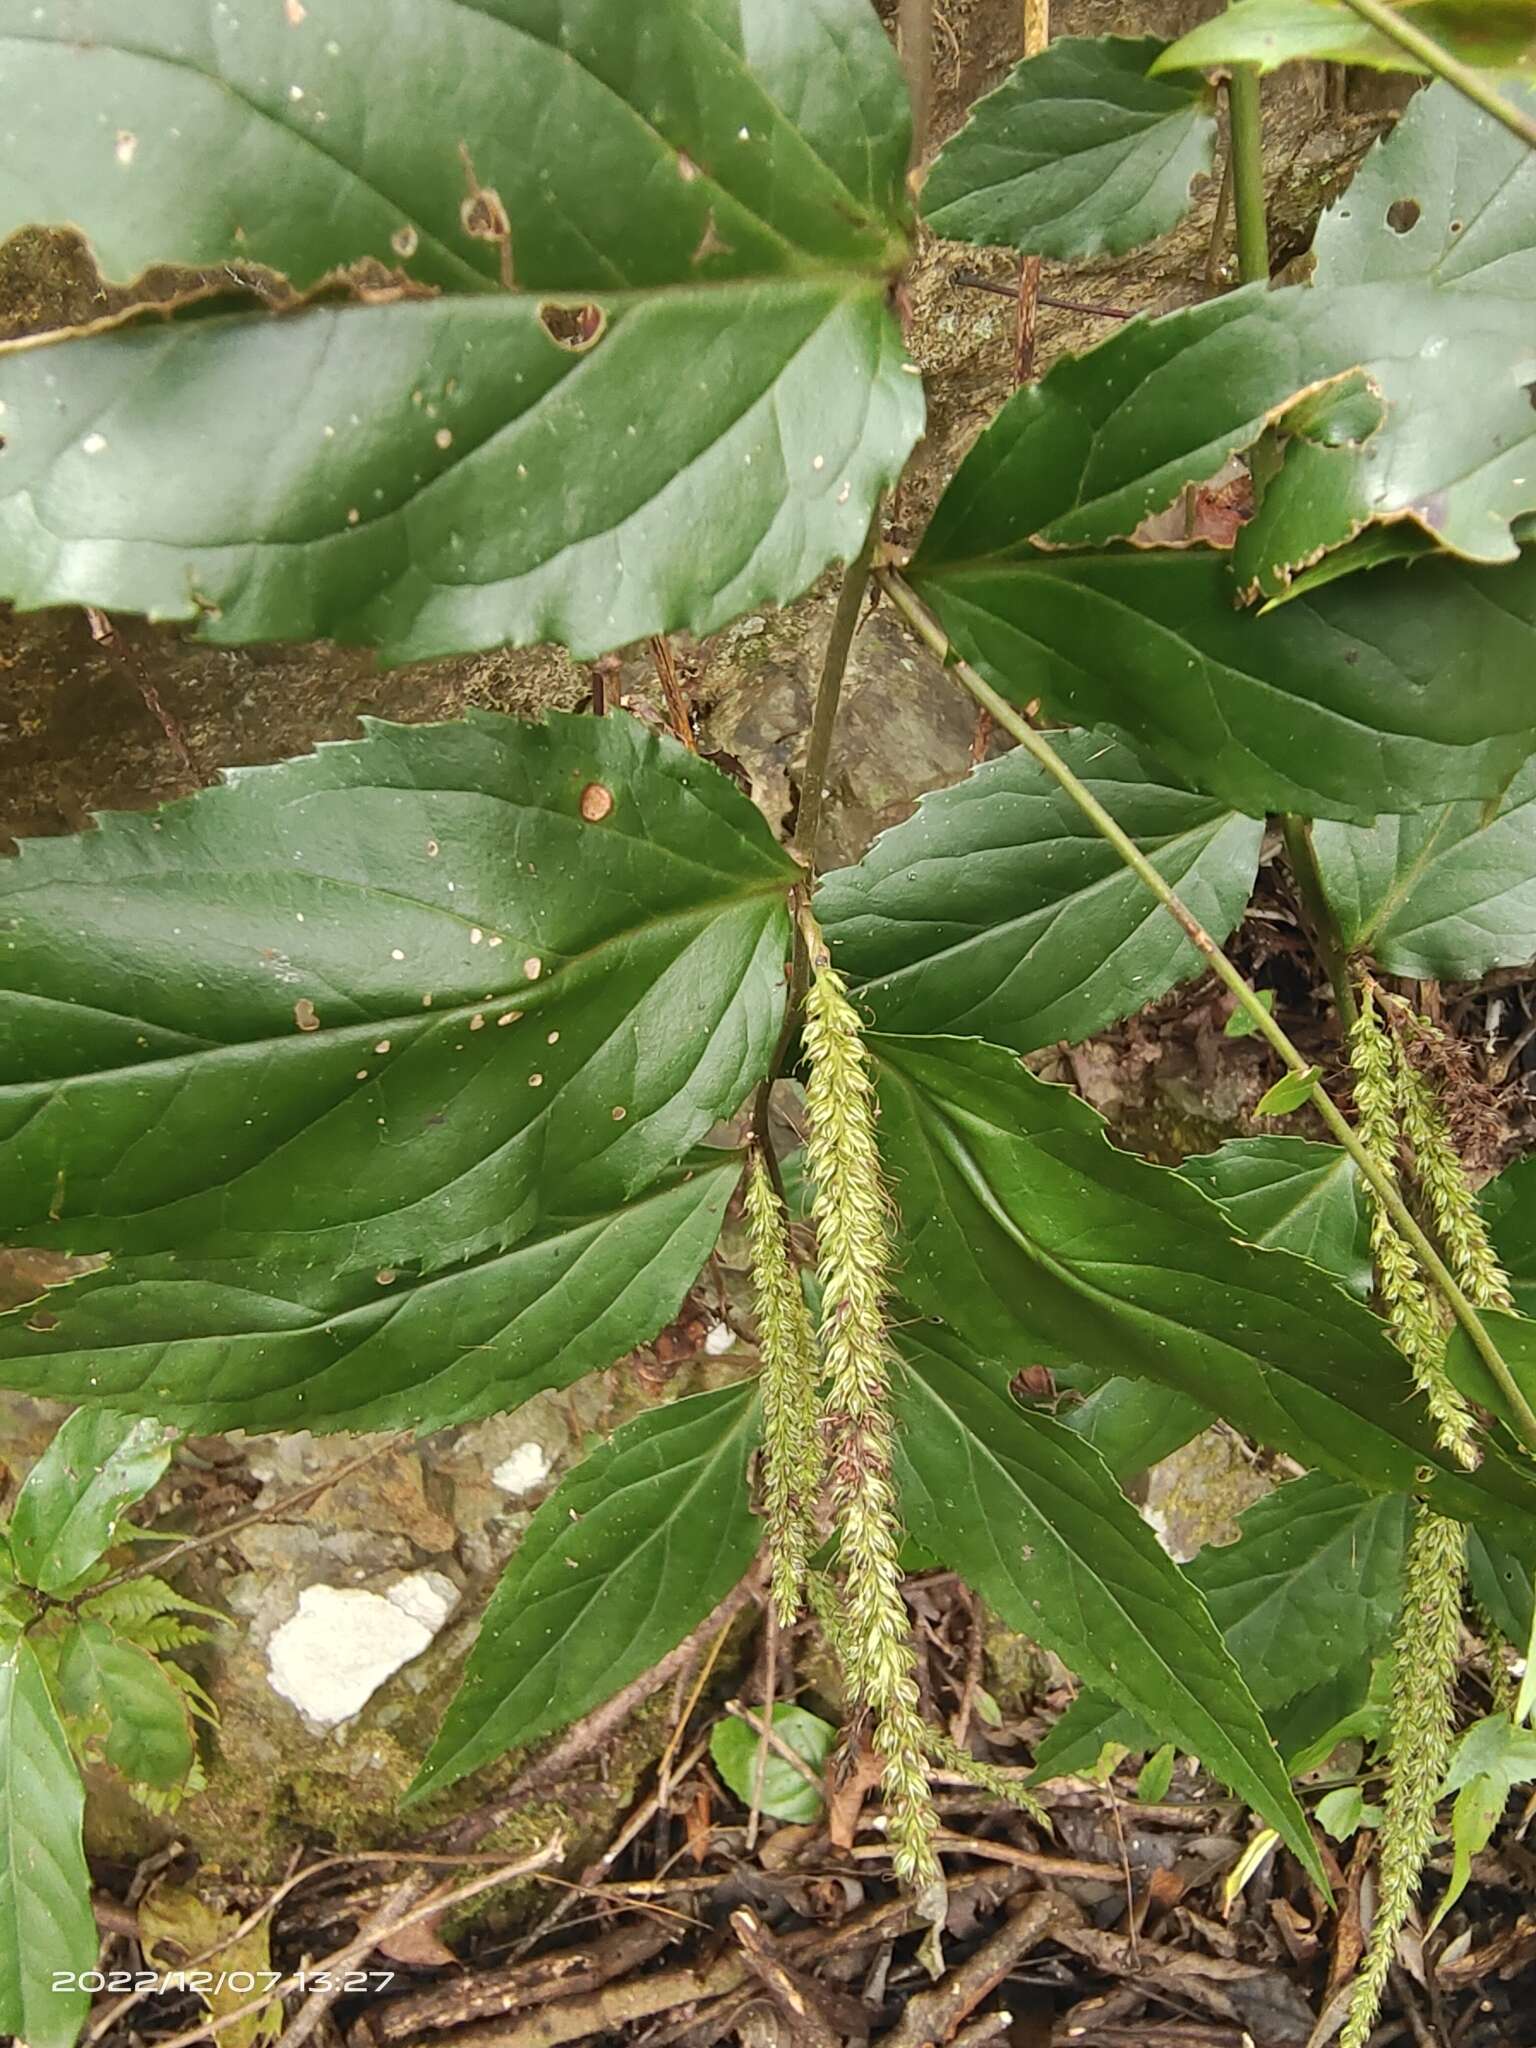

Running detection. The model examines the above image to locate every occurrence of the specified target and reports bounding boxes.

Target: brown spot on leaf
[580,781,614,821]
[538,301,606,352]
[294,998,320,1031]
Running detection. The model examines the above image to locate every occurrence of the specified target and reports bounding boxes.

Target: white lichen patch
[266,1573,461,1728]
[491,1440,551,1498]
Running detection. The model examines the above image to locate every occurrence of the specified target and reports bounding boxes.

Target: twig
[899,0,935,166]
[275,1872,439,2048]
[745,1602,779,1853]
[1013,0,1050,383]
[794,516,877,873]
[1282,816,1360,1034]
[874,565,1536,1461]
[1334,0,1536,149]
[952,271,1135,320]
[655,1603,736,1806]
[87,1433,413,1597]
[152,1848,562,2048]
[648,635,697,752]
[723,1697,828,1797]
[730,1910,842,2048]
[883,1893,1070,2048]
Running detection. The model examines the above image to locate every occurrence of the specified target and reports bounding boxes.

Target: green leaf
[1445,1307,1536,1443]
[0,1635,96,2048]
[1485,1155,1536,1318]
[921,37,1217,261]
[910,548,1536,825]
[412,1382,761,1801]
[1315,1785,1384,1841]
[872,1033,1536,1545]
[710,1703,835,1823]
[1033,1478,1406,1780]
[913,281,1536,573]
[1060,1375,1213,1483]
[1311,761,1536,980]
[9,1411,177,1594]
[1312,81,1536,298]
[56,1619,195,1790]
[0,0,922,662]
[1468,1530,1533,1647]
[1255,1066,1322,1117]
[1435,1714,1536,1928]
[1224,989,1276,1038]
[1157,1,1536,76]
[817,732,1262,1054]
[1136,1744,1177,1804]
[1180,1138,1373,1299]
[893,1326,1325,1889]
[0,712,793,1433]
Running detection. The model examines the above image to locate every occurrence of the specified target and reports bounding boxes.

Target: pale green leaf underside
[9,1410,178,1594]
[0,712,793,1432]
[0,1636,96,2048]
[895,1328,1323,1889]
[819,731,1261,1052]
[921,37,1216,262]
[872,1033,1536,1547]
[913,549,1536,824]
[1313,759,1536,980]
[414,1382,760,1799]
[1313,81,1536,299]
[0,0,921,659]
[1157,1,1536,77]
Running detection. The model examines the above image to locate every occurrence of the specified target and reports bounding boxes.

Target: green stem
[795,519,876,874]
[1335,0,1536,151]
[875,565,1536,1461]
[1226,67,1270,285]
[1281,815,1360,1036]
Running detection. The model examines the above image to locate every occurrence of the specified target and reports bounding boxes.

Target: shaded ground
[5,5,1533,2047]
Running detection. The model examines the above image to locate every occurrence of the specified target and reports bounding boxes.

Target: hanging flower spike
[800,919,942,1892]
[745,1150,825,1627]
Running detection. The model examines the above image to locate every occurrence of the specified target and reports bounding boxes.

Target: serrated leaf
[1313,81,1536,298]
[1311,760,1536,980]
[893,1326,1326,1891]
[921,37,1217,261]
[1180,1138,1373,1299]
[1157,1,1536,76]
[910,547,1536,825]
[913,280,1536,574]
[56,1619,195,1790]
[9,1409,177,1594]
[818,732,1261,1054]
[711,1703,835,1823]
[0,0,921,662]
[0,1634,96,2048]
[872,1033,1536,1545]
[1256,1066,1322,1117]
[1033,1478,1406,1781]
[1435,1714,1536,1929]
[412,1382,760,1800]
[0,712,793,1433]
[1065,1139,1374,1477]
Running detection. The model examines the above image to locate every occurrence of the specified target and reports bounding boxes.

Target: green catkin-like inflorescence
[802,946,942,1891]
[744,1152,825,1627]
[1343,994,1513,2048]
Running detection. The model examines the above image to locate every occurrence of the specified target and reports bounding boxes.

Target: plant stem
[875,565,1536,1459]
[899,0,935,167]
[1013,1,1051,381]
[1226,67,1270,285]
[1281,815,1360,1036]
[1335,0,1536,150]
[796,517,877,873]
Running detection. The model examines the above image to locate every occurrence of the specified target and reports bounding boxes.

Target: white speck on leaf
[81,433,108,455]
[115,131,137,165]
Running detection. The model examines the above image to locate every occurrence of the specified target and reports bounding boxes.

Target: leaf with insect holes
[1156,1,1536,76]
[0,0,921,662]
[818,731,1261,1054]
[0,1634,96,2048]
[1311,760,1536,981]
[871,1033,1536,1546]
[413,1383,760,1800]
[921,37,1217,261]
[711,1704,836,1823]
[893,1325,1327,1891]
[0,713,794,1433]
[8,1408,178,1594]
